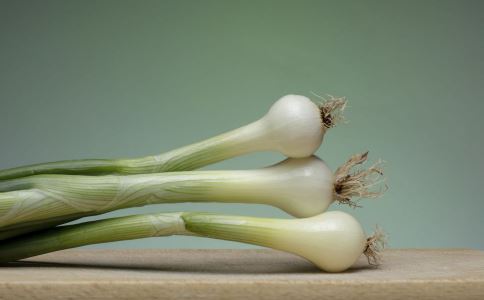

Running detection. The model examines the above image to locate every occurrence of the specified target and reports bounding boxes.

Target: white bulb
[259,156,334,217]
[202,156,335,218]
[181,210,368,272]
[271,211,366,272]
[258,95,325,158]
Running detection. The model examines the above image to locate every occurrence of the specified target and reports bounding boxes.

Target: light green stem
[0,218,76,240]
[0,212,186,262]
[0,213,87,240]
[182,212,280,248]
[0,169,281,231]
[0,121,264,181]
[0,212,283,263]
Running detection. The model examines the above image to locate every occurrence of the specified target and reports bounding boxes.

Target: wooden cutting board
[0,249,483,299]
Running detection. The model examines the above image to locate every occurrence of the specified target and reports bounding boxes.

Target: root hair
[313,93,347,128]
[334,151,387,207]
[364,225,387,266]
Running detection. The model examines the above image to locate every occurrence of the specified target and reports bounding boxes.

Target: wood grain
[0,249,483,299]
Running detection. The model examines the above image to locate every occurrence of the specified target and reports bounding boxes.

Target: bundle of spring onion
[0,94,387,272]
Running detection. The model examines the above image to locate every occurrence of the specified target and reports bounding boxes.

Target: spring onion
[0,210,385,272]
[0,95,346,181]
[0,152,384,235]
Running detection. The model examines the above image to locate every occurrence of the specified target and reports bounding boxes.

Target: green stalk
[0,169,284,230]
[0,218,76,240]
[0,212,282,263]
[182,212,281,248]
[0,209,88,240]
[0,212,186,262]
[0,123,259,181]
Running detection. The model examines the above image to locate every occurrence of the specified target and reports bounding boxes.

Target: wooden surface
[0,249,483,299]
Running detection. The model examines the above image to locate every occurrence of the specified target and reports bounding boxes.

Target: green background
[0,0,483,250]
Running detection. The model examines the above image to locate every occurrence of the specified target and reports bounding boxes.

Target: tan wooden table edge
[0,249,483,300]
